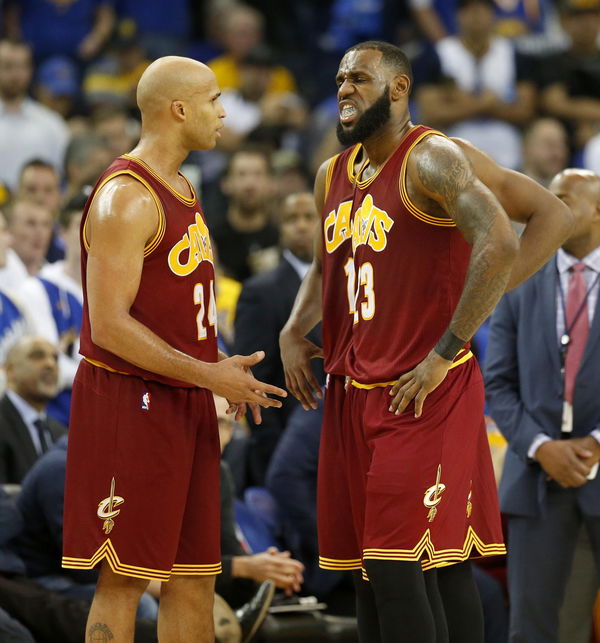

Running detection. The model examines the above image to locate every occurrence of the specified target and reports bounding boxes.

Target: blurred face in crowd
[67,143,113,189]
[562,10,600,52]
[93,113,139,158]
[523,119,569,183]
[0,41,33,101]
[550,170,600,254]
[279,192,318,263]
[18,165,62,216]
[0,212,12,269]
[6,337,59,409]
[239,63,272,102]
[222,152,273,213]
[456,1,495,40]
[222,8,263,59]
[9,200,54,274]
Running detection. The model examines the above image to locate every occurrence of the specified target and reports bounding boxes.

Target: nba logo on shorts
[141,392,151,411]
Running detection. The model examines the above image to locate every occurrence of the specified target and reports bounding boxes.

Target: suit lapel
[1,396,38,465]
[538,258,561,374]
[581,283,600,369]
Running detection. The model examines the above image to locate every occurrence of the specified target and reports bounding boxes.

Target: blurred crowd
[0,0,599,641]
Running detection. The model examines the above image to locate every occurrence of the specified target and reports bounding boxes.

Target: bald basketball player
[62,57,286,643]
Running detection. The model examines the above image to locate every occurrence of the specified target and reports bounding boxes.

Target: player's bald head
[136,56,216,119]
[551,168,600,201]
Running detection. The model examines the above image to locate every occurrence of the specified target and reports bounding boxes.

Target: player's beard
[336,85,391,146]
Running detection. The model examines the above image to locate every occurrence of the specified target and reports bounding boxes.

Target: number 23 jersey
[343,126,473,384]
[79,155,218,386]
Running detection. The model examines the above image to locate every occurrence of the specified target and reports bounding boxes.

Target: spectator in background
[234,192,323,485]
[0,212,28,367]
[3,0,115,64]
[83,20,150,113]
[217,45,307,155]
[0,40,69,192]
[62,134,112,203]
[417,0,535,170]
[91,106,140,158]
[521,117,570,188]
[17,159,65,263]
[17,194,85,426]
[266,401,354,613]
[4,198,54,278]
[0,210,28,294]
[215,395,303,612]
[33,56,80,121]
[209,4,297,95]
[539,0,600,150]
[212,147,279,282]
[0,337,64,485]
[486,169,600,643]
[409,0,551,42]
[114,1,191,58]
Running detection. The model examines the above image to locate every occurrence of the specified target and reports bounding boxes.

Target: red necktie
[564,262,589,404]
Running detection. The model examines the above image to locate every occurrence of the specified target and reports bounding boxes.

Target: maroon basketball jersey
[345,126,472,384]
[321,146,361,375]
[79,155,218,387]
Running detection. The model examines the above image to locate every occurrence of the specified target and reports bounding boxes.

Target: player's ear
[171,100,186,121]
[391,74,410,101]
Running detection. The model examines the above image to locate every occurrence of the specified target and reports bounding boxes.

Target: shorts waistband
[350,350,473,390]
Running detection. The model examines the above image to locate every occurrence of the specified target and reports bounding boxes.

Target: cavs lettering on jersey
[79,155,218,387]
[321,146,362,376]
[345,125,473,385]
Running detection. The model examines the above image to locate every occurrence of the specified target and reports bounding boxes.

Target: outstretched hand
[211,351,287,410]
[388,350,452,417]
[280,329,323,410]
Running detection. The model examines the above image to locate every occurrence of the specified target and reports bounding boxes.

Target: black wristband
[434,330,466,361]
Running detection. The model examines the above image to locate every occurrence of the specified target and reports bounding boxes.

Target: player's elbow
[89,315,120,352]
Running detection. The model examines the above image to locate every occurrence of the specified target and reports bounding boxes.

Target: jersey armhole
[399,130,456,228]
[82,170,166,257]
[324,153,341,201]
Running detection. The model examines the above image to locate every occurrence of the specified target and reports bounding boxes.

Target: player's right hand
[210,352,287,408]
[536,440,592,488]
[279,329,323,410]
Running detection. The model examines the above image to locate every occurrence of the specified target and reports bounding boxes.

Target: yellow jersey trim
[62,539,223,581]
[324,154,340,201]
[122,154,197,205]
[83,357,131,376]
[350,350,473,389]
[399,130,456,227]
[360,526,506,575]
[347,126,422,190]
[82,169,166,258]
[345,144,362,185]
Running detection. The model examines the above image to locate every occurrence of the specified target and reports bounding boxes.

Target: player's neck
[562,235,600,260]
[361,118,412,169]
[129,138,187,185]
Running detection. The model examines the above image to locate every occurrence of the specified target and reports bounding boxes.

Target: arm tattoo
[416,138,517,344]
[88,622,114,642]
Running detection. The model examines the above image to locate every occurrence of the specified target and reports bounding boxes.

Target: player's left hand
[226,401,263,424]
[388,349,452,417]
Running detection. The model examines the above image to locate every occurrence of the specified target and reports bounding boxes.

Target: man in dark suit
[234,192,324,485]
[485,168,600,642]
[0,336,65,484]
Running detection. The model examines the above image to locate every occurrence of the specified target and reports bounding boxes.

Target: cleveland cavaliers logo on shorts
[423,465,446,522]
[97,477,125,534]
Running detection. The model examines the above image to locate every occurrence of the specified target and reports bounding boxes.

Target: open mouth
[339,103,357,125]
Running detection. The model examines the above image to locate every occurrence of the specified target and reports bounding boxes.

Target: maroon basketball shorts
[318,358,505,576]
[62,360,221,581]
[317,373,363,572]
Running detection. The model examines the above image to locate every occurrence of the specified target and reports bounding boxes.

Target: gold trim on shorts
[350,350,474,389]
[318,556,363,571]
[62,539,222,582]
